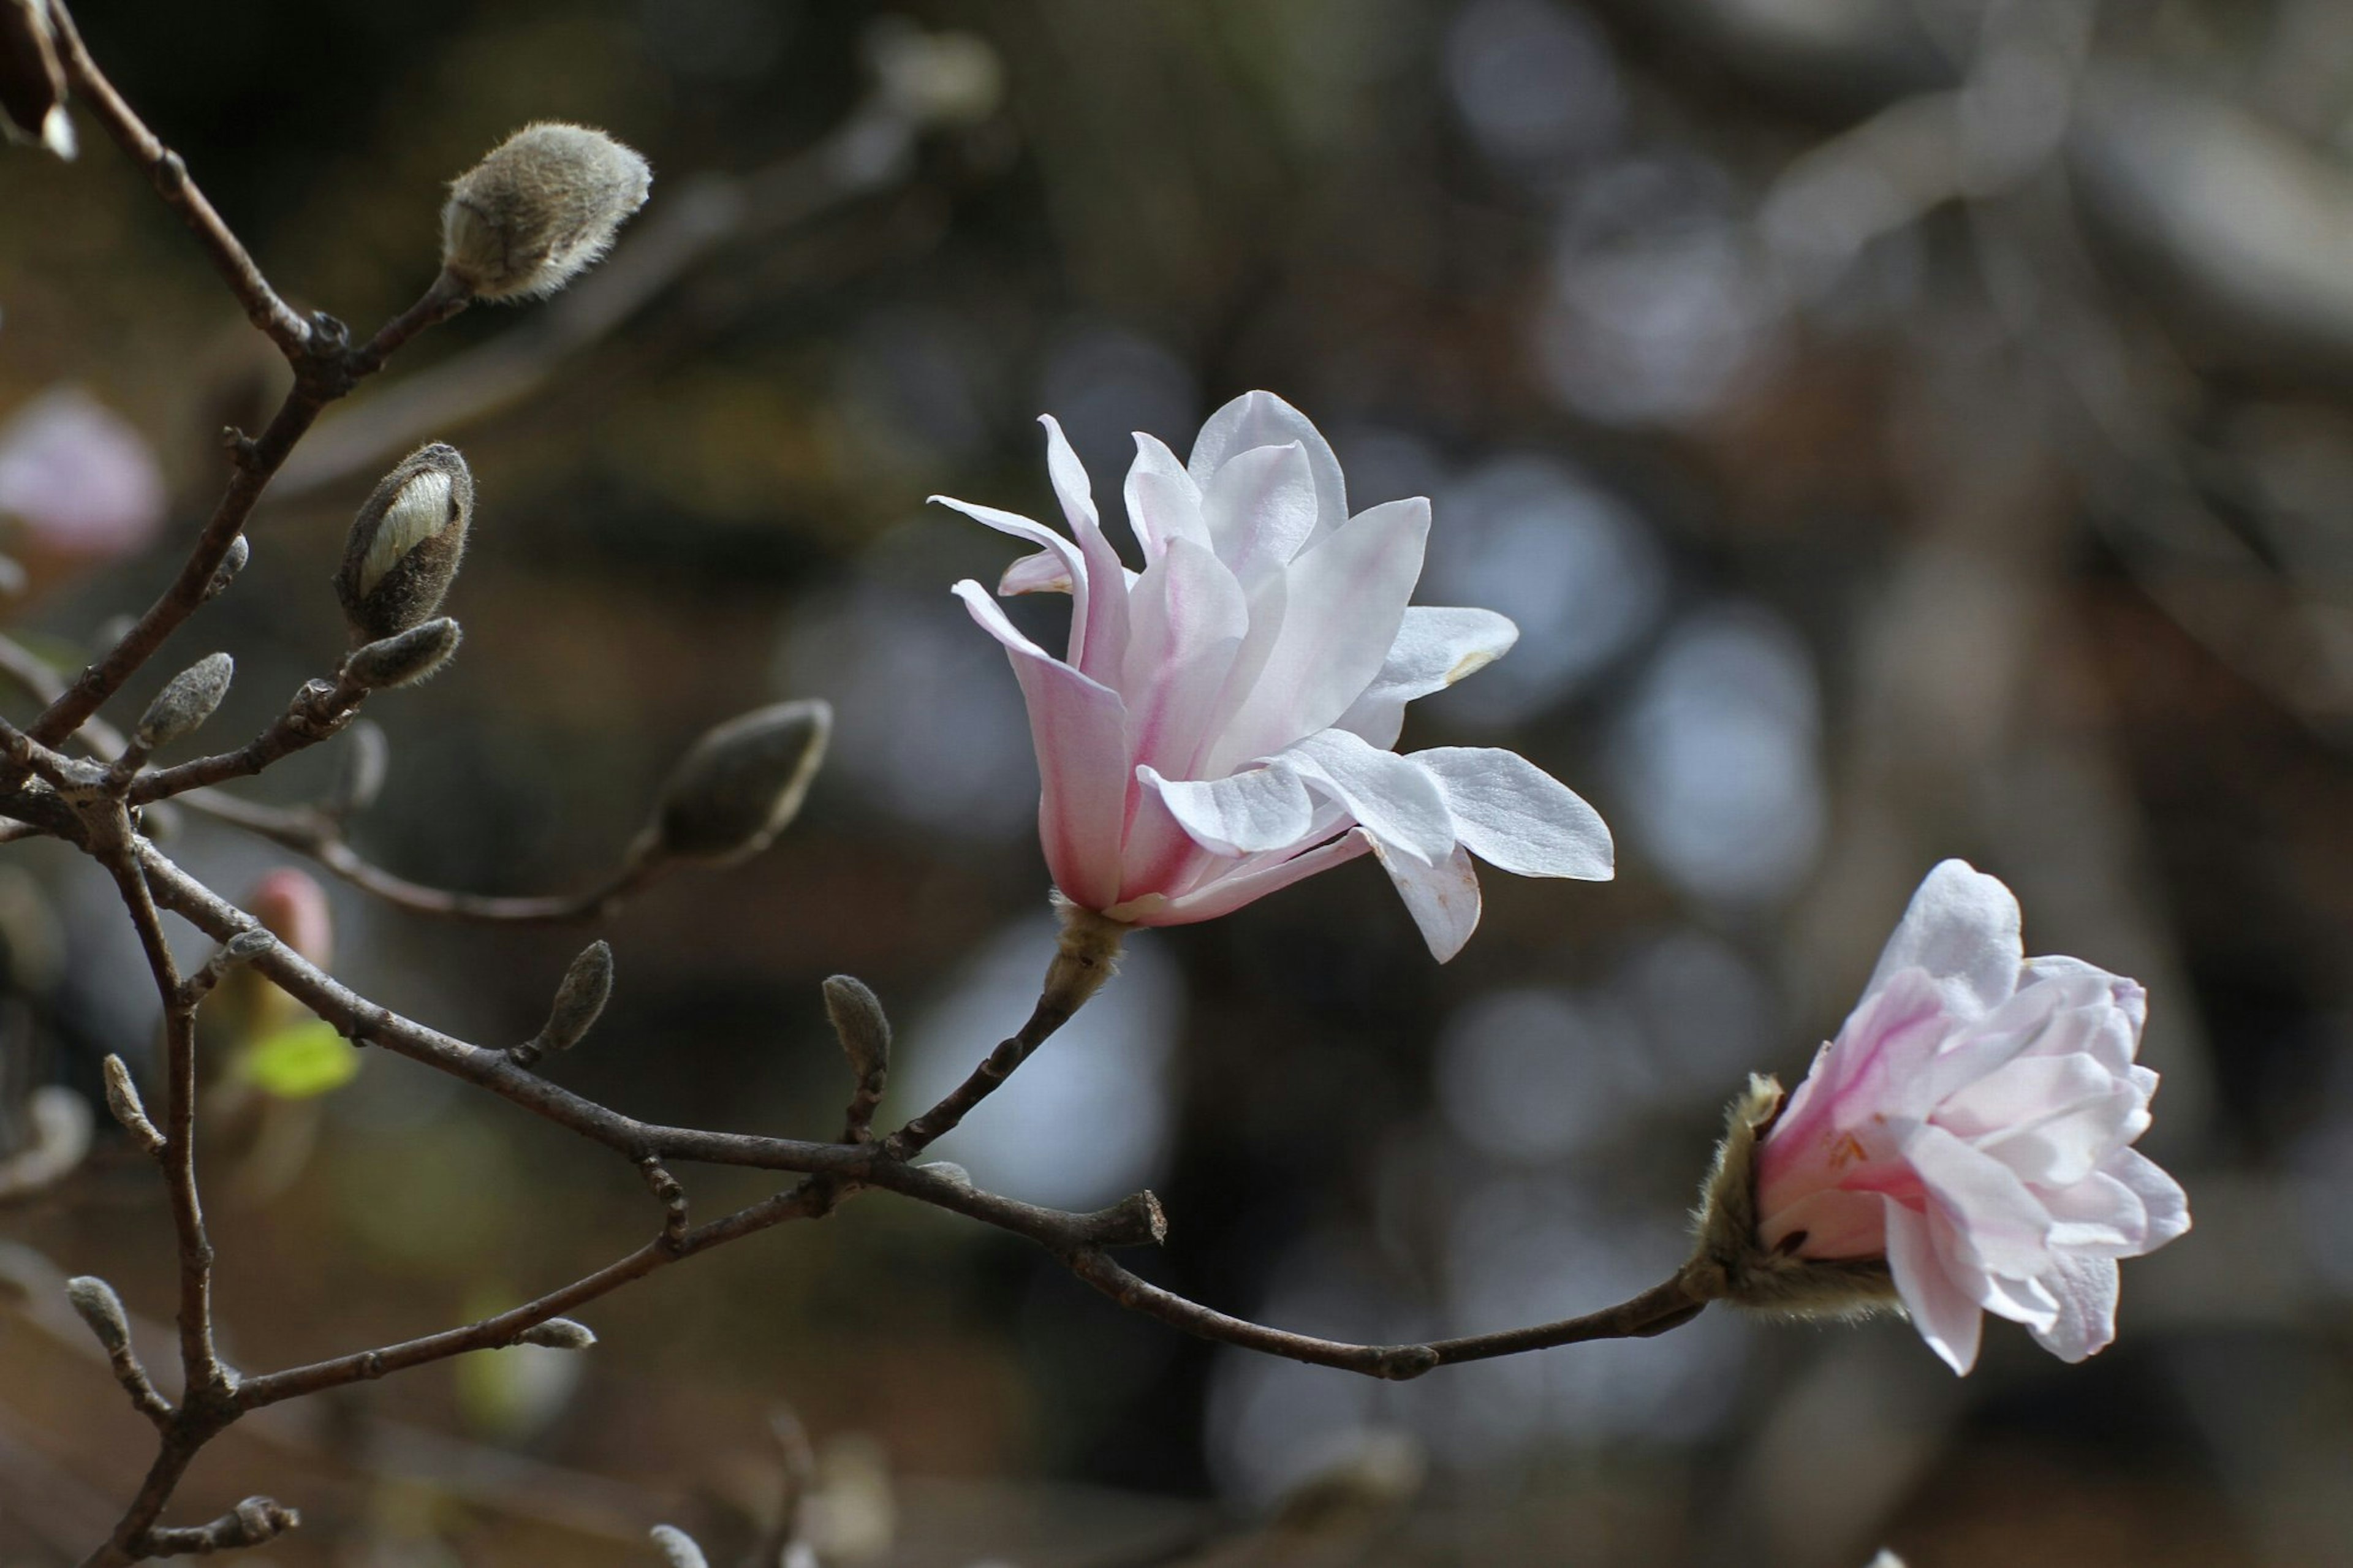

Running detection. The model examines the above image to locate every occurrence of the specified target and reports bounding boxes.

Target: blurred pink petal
[0,387,166,560]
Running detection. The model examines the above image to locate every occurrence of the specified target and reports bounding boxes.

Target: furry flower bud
[518,940,612,1065]
[441,123,651,301]
[648,1526,708,1568]
[0,0,74,159]
[203,534,250,602]
[64,1274,129,1354]
[822,975,890,1086]
[134,653,233,749]
[101,1054,164,1152]
[343,618,462,690]
[517,1317,596,1350]
[641,699,831,866]
[336,444,472,643]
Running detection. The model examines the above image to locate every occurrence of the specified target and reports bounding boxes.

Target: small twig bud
[102,1054,165,1153]
[134,653,233,750]
[335,444,473,643]
[638,699,832,868]
[324,719,389,817]
[648,1525,710,1568]
[202,534,250,602]
[917,1160,970,1187]
[343,617,462,690]
[517,1317,596,1350]
[0,0,75,159]
[510,939,613,1069]
[823,975,890,1143]
[65,1275,131,1354]
[441,123,651,302]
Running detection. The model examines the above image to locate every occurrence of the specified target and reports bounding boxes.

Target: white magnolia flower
[942,391,1613,959]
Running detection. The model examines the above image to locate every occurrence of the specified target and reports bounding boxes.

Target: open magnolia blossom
[941,392,1612,960]
[1752,860,2190,1374]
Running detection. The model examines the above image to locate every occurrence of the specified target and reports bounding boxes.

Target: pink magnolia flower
[1755,860,2190,1373]
[0,387,167,561]
[941,392,1612,960]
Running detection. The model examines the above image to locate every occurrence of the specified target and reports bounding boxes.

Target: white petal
[1868,860,2025,1020]
[1205,496,1430,772]
[934,494,1093,667]
[953,581,1130,910]
[1411,746,1612,881]
[1284,728,1456,866]
[1369,838,1482,962]
[1188,390,1347,536]
[1121,537,1249,774]
[1039,414,1099,531]
[2026,1251,2121,1362]
[2105,1148,2191,1251]
[1114,829,1374,926]
[1140,761,1315,857]
[1199,439,1319,579]
[1124,433,1208,563]
[1902,1122,2053,1279]
[1884,1196,1984,1375]
[999,548,1074,596]
[1334,606,1520,748]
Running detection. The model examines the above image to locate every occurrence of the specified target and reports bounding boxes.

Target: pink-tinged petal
[1200,440,1318,579]
[934,495,1093,667]
[1124,433,1209,562]
[1865,859,2025,1021]
[1113,782,1209,906]
[1206,497,1430,772]
[1758,1186,1888,1259]
[1122,537,1249,773]
[999,548,1074,596]
[1932,1208,2060,1331]
[1953,1055,2146,1188]
[2040,1168,2148,1255]
[2026,1251,2121,1362]
[1411,746,1612,881]
[2104,1148,2191,1251]
[1335,607,1520,748]
[1112,828,1374,926]
[1884,1196,1984,1374]
[953,580,1130,909]
[1187,390,1348,537]
[1901,1123,2053,1279]
[1139,760,1315,857]
[1369,838,1482,962]
[2022,955,2148,1033]
[1285,727,1455,866]
[1039,414,1099,531]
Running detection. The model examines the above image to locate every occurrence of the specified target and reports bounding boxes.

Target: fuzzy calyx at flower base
[1686,860,2191,1374]
[941,392,1613,962]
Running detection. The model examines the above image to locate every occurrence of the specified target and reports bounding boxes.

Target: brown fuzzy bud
[642,699,831,867]
[517,940,612,1064]
[0,0,74,159]
[517,1317,596,1350]
[1681,1075,1899,1319]
[64,1274,129,1354]
[343,618,462,691]
[134,653,233,750]
[336,444,472,643]
[822,975,890,1085]
[441,123,651,301]
[648,1526,708,1568]
[101,1055,164,1153]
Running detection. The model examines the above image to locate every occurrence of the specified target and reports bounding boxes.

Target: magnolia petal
[1039,414,1100,531]
[1411,746,1613,881]
[935,495,1093,667]
[1335,607,1521,748]
[2105,1148,2191,1250]
[1208,497,1430,772]
[1140,761,1316,857]
[1200,440,1319,579]
[1866,859,2025,1021]
[1188,390,1347,536]
[953,581,1129,909]
[999,548,1074,596]
[1124,433,1209,562]
[1113,829,1374,926]
[1286,728,1456,866]
[1959,1055,2146,1189]
[1122,537,1249,773]
[1884,1196,1984,1375]
[1903,1122,2054,1279]
[2027,1251,2121,1362]
[1368,838,1482,963]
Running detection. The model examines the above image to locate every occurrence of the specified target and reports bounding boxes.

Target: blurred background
[0,0,2342,1562]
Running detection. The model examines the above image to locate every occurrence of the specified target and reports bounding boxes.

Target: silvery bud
[343,618,462,691]
[441,123,651,302]
[64,1274,129,1354]
[203,534,250,602]
[0,0,74,159]
[336,444,472,643]
[822,975,890,1086]
[648,1526,708,1568]
[325,719,389,817]
[535,940,613,1057]
[517,1317,596,1350]
[134,653,233,749]
[642,699,831,867]
[102,1054,164,1152]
